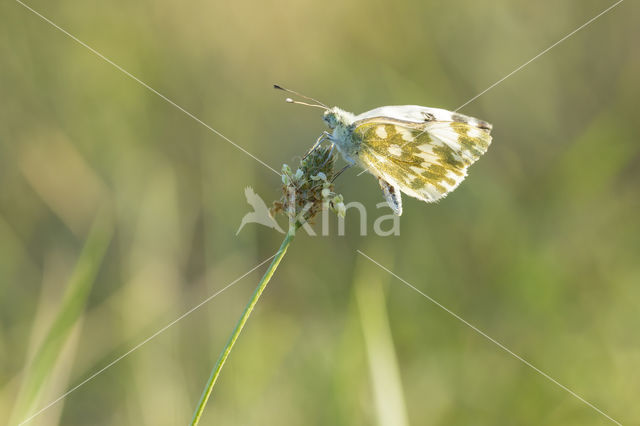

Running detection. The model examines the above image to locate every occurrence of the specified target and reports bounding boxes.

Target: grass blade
[12,211,113,424]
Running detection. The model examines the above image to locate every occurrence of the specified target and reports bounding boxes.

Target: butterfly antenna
[284,98,327,110]
[274,84,329,109]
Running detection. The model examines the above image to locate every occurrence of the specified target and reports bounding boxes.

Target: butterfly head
[323,107,355,130]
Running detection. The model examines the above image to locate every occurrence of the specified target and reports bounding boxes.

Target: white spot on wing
[388,144,402,156]
[394,126,414,142]
[468,127,482,138]
[447,169,466,182]
[417,150,439,163]
[375,126,388,139]
[433,127,461,148]
[423,184,441,199]
[416,143,440,163]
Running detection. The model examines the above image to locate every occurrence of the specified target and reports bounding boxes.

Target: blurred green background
[1,0,639,424]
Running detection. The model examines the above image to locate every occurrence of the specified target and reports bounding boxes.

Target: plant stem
[190,229,296,425]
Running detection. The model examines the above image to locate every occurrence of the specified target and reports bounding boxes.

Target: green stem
[190,230,296,425]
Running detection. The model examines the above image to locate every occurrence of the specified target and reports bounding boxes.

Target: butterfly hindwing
[355,119,492,206]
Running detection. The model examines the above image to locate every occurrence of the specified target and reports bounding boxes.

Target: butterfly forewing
[355,120,492,203]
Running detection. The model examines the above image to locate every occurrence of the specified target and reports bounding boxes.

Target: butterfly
[275,85,492,216]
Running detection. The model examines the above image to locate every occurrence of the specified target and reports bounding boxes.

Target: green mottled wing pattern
[355,121,492,203]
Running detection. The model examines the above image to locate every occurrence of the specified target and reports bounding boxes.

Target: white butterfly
[276,86,493,215]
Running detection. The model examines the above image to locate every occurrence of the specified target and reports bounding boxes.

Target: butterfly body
[322,107,360,164]
[323,105,492,215]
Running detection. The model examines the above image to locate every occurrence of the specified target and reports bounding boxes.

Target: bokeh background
[1,0,639,424]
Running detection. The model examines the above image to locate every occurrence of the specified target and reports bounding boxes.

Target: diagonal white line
[18,253,277,425]
[15,0,280,176]
[455,0,624,112]
[356,250,622,426]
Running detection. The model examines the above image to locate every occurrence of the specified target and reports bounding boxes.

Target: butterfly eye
[323,111,336,128]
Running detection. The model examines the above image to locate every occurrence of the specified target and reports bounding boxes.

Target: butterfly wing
[354,105,492,130]
[354,113,492,206]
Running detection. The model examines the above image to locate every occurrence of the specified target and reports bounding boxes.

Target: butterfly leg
[319,143,335,167]
[331,164,352,182]
[378,178,403,216]
[303,131,331,160]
